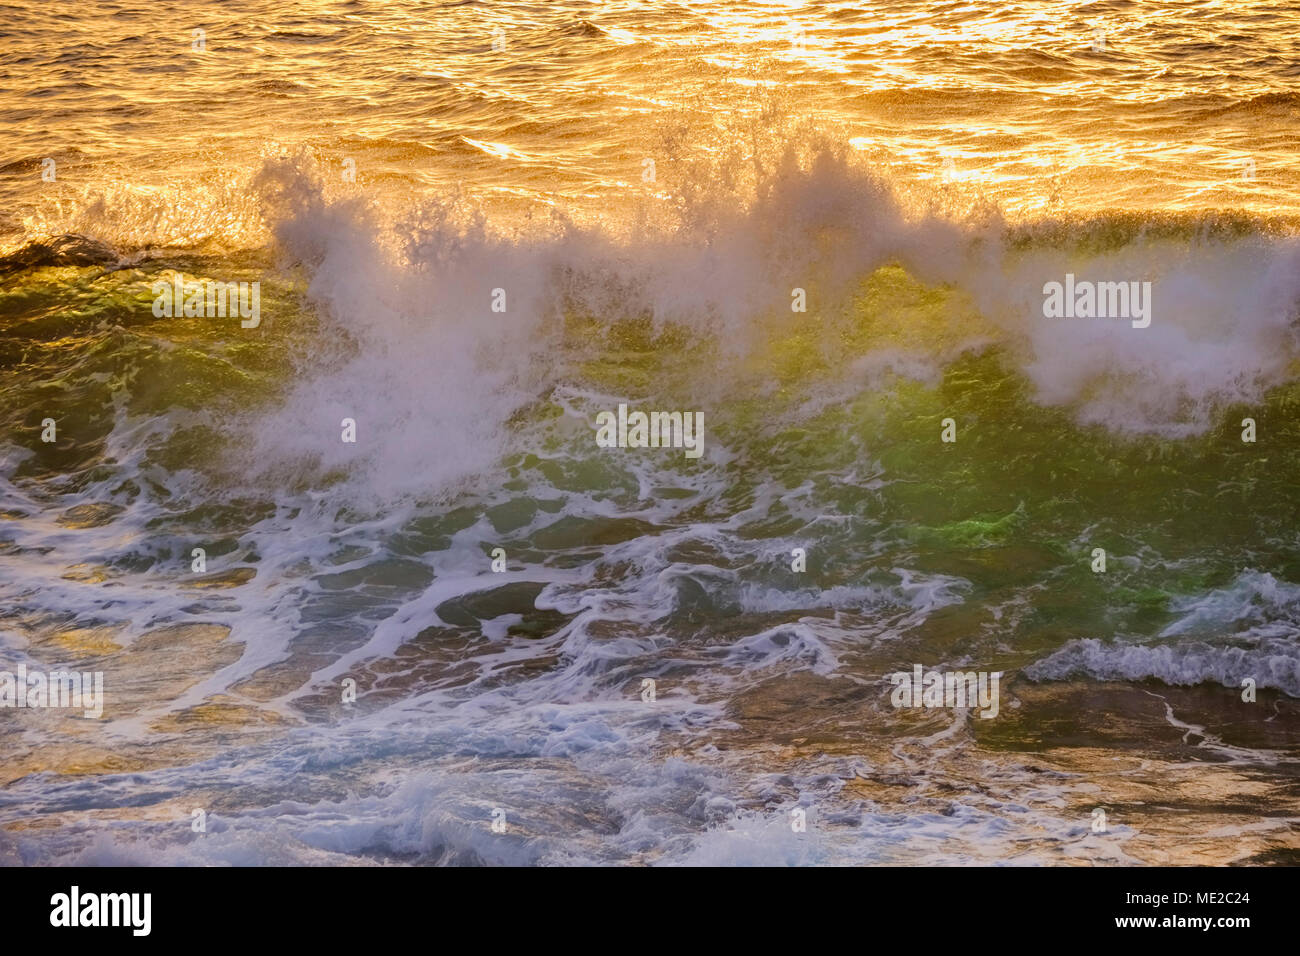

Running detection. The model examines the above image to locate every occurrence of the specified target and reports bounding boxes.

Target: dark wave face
[1,0,1299,866]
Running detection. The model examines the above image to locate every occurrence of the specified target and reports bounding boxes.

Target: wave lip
[0,233,116,276]
[1024,636,1300,697]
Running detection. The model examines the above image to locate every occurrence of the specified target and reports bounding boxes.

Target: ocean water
[2,0,1300,865]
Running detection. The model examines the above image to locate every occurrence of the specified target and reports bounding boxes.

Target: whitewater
[2,0,1299,865]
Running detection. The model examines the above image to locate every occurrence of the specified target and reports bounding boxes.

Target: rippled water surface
[2,0,1300,865]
